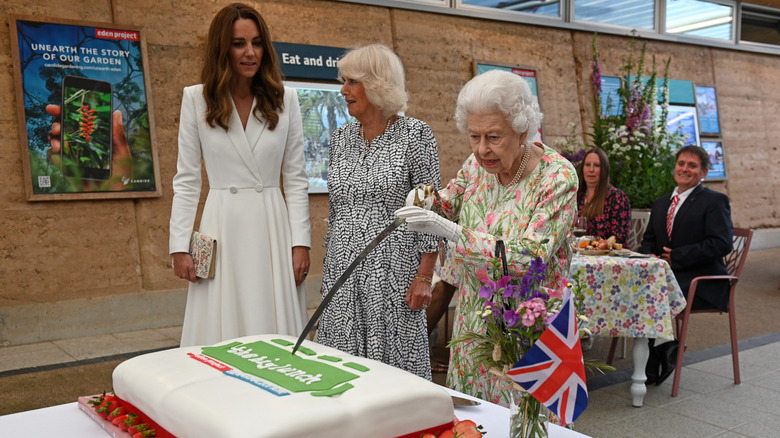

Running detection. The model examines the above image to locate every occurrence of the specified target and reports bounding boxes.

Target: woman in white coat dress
[170,3,311,347]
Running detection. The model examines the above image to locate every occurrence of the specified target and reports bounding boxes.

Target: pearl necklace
[499,144,529,187]
[360,117,394,149]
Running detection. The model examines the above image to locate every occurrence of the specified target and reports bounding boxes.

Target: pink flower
[485,212,496,227]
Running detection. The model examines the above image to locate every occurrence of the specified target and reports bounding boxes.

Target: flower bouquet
[450,254,612,438]
[589,34,687,209]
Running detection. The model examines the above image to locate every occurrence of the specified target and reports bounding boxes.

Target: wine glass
[573,216,587,239]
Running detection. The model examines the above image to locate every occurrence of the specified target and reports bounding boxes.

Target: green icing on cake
[318,355,342,362]
[201,340,359,394]
[296,346,316,356]
[311,382,354,397]
[271,338,293,346]
[343,362,370,372]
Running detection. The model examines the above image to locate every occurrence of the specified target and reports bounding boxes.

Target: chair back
[725,228,754,278]
[628,210,651,250]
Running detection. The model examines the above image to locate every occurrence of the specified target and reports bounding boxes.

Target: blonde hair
[338,44,407,117]
[454,69,542,137]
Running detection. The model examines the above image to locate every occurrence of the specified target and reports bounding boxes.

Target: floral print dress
[438,143,578,407]
[577,186,632,248]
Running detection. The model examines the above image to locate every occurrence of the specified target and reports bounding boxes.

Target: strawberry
[111,414,129,425]
[452,420,482,438]
[87,393,108,407]
[421,434,436,438]
[128,423,149,435]
[107,406,125,420]
[133,429,156,438]
[95,399,119,418]
[438,431,455,438]
[118,414,139,431]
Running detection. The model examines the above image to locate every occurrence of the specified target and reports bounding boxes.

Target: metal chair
[671,227,753,397]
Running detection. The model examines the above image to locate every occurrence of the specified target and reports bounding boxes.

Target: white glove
[404,186,435,209]
[396,206,462,244]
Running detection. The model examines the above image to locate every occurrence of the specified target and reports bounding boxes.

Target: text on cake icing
[226,345,323,384]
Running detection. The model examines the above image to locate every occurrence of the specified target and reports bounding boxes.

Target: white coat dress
[170,84,311,347]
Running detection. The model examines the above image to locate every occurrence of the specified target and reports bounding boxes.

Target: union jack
[506,289,588,425]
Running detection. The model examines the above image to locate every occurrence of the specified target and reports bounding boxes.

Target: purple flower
[478,278,496,299]
[503,283,519,299]
[503,309,520,328]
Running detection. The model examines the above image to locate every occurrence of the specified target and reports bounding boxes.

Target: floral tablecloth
[571,254,687,340]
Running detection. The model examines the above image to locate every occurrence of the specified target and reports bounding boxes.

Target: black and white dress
[317,116,440,380]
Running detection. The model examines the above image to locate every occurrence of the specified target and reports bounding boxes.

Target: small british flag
[506,289,588,425]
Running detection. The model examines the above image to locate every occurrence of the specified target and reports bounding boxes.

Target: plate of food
[576,235,623,255]
[577,248,611,256]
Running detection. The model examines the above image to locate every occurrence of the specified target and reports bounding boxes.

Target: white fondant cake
[112,334,454,438]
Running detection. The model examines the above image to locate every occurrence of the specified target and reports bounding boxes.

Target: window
[573,0,655,30]
[741,4,780,46]
[459,0,562,18]
[336,0,780,55]
[665,0,734,40]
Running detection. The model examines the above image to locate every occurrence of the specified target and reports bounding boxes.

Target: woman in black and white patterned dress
[316,44,440,380]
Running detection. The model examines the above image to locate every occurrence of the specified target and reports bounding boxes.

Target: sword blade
[291,217,405,354]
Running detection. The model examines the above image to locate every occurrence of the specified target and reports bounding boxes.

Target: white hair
[454,69,543,137]
[338,44,408,117]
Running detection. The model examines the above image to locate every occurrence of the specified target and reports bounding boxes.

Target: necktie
[666,195,679,239]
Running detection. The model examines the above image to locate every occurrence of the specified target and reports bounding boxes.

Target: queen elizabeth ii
[396,69,578,406]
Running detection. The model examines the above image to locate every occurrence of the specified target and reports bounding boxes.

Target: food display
[577,235,623,254]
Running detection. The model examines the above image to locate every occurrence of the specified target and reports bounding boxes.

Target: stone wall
[1,0,778,345]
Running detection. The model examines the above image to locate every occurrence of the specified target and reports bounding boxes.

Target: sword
[291,217,406,354]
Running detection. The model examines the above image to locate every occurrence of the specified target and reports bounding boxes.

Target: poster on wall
[474,61,543,141]
[600,76,622,117]
[285,81,354,193]
[695,84,721,136]
[701,139,727,180]
[665,104,700,147]
[10,16,161,201]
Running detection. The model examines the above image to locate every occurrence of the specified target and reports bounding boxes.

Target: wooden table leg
[630,337,649,407]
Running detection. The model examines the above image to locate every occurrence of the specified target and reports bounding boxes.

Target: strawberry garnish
[107,406,125,420]
[95,399,119,418]
[452,419,483,438]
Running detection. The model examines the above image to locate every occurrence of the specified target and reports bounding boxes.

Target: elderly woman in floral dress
[397,69,578,406]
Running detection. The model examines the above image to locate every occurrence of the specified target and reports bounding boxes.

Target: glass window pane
[460,0,561,17]
[741,6,780,46]
[665,0,733,40]
[574,0,655,30]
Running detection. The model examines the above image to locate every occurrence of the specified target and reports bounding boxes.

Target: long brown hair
[577,147,611,219]
[201,3,284,130]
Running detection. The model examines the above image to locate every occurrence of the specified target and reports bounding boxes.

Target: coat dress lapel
[226,97,264,183]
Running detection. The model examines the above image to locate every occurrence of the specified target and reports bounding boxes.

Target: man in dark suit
[639,145,734,384]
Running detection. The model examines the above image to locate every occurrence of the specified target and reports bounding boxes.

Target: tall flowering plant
[589,34,687,208]
[450,256,607,437]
